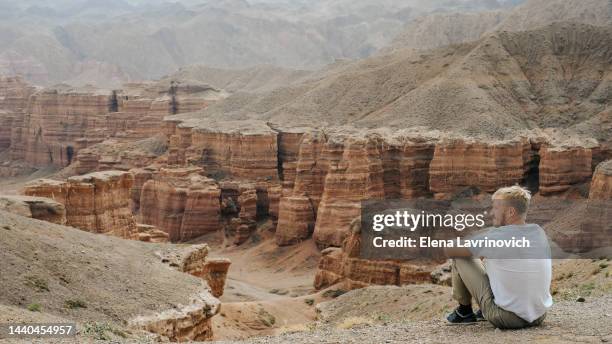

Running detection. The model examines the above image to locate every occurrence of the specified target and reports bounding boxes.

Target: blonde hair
[492,185,532,215]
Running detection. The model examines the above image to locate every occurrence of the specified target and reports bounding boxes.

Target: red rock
[314,220,434,290]
[165,119,279,180]
[276,196,316,246]
[539,145,593,195]
[23,171,136,237]
[313,137,386,248]
[580,160,612,251]
[201,258,232,297]
[589,160,612,200]
[132,223,170,243]
[138,167,221,241]
[429,138,530,198]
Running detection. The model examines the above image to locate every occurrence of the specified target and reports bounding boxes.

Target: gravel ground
[214,295,612,344]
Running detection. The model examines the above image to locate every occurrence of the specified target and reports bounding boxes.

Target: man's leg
[451,258,481,306]
[453,258,492,309]
[453,258,534,329]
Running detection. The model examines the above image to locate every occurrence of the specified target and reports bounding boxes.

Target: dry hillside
[183,22,611,142]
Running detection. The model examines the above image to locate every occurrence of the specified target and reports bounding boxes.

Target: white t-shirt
[468,224,553,322]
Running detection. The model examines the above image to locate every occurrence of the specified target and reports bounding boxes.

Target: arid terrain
[0,0,611,342]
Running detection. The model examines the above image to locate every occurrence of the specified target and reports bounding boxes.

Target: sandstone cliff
[314,220,434,291]
[2,81,213,168]
[23,171,136,238]
[138,167,221,242]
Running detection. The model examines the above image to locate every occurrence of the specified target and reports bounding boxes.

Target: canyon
[1,18,611,342]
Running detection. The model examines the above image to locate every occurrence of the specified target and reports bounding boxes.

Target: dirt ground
[0,210,210,342]
[190,226,323,340]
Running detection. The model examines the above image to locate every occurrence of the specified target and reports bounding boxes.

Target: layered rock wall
[23,171,136,237]
[165,119,279,180]
[138,167,221,242]
[314,222,434,290]
[1,80,211,168]
[539,145,593,195]
[429,138,531,198]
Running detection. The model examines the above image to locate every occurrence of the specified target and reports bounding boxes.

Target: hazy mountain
[0,0,520,87]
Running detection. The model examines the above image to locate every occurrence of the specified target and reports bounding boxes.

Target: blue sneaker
[446,308,477,324]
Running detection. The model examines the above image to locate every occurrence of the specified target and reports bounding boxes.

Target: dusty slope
[215,258,612,344]
[387,10,507,52]
[160,65,312,94]
[0,210,212,340]
[388,0,611,52]
[216,296,612,344]
[182,22,611,141]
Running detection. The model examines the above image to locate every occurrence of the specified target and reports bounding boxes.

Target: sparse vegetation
[323,289,347,298]
[269,288,288,295]
[65,299,87,309]
[25,275,49,292]
[337,316,373,329]
[251,233,262,243]
[27,303,41,312]
[258,309,276,327]
[304,298,314,306]
[82,322,127,340]
[278,324,314,334]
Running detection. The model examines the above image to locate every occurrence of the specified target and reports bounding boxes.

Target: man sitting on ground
[445,185,553,329]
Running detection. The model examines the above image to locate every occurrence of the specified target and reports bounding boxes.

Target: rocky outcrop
[539,145,594,195]
[0,76,36,154]
[219,181,273,245]
[130,291,220,341]
[23,171,136,237]
[589,160,612,200]
[10,88,112,167]
[0,195,66,224]
[313,137,386,248]
[157,244,231,298]
[139,167,221,241]
[165,118,279,180]
[429,138,531,199]
[130,223,170,243]
[314,221,434,290]
[0,110,12,151]
[201,258,232,297]
[277,131,437,247]
[275,131,340,246]
[2,80,212,168]
[580,160,612,251]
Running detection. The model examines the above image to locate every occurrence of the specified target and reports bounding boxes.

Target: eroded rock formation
[23,170,136,237]
[201,259,232,297]
[314,220,434,290]
[157,244,231,299]
[429,138,531,198]
[130,291,220,341]
[539,145,594,196]
[138,167,221,242]
[580,160,612,251]
[1,79,214,168]
[0,195,66,224]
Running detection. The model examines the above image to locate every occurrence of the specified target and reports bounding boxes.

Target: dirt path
[190,229,322,340]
